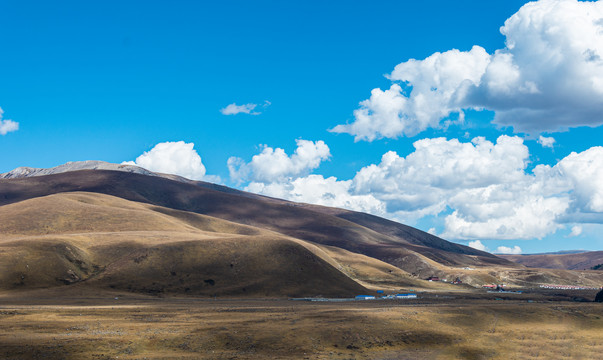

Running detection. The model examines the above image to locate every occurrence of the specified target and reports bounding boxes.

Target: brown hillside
[1,172,602,292]
[0,170,516,277]
[0,192,374,297]
[0,191,260,236]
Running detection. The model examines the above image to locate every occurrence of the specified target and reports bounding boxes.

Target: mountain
[0,160,280,200]
[1,163,602,296]
[0,192,372,297]
[501,251,603,270]
[0,167,508,268]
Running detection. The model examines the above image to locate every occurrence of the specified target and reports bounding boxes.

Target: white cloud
[477,0,603,132]
[556,146,603,212]
[468,240,489,252]
[0,108,19,135]
[443,194,568,240]
[494,245,522,255]
[231,136,603,241]
[228,139,331,183]
[569,225,582,237]
[353,135,528,197]
[246,175,384,213]
[228,140,383,213]
[538,135,556,148]
[333,0,603,140]
[331,46,490,141]
[351,135,570,240]
[220,103,259,115]
[123,141,207,180]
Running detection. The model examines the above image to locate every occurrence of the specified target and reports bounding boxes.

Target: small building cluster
[483,284,522,294]
[482,284,506,289]
[539,284,602,290]
[355,293,418,301]
[426,276,462,284]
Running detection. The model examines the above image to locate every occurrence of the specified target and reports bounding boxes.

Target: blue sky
[2,0,603,254]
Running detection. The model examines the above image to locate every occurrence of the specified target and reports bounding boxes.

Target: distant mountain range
[1,162,601,297]
[500,251,603,271]
[521,250,588,255]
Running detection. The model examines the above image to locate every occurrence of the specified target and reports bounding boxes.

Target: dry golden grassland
[0,192,450,298]
[1,191,602,359]
[0,291,602,360]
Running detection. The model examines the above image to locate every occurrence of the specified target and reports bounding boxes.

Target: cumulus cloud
[468,240,489,252]
[228,139,331,183]
[494,245,522,255]
[246,175,384,214]
[228,140,384,213]
[351,135,570,240]
[437,142,603,239]
[473,0,603,132]
[233,136,603,241]
[538,135,556,148]
[123,141,207,180]
[0,108,19,135]
[331,46,489,140]
[333,0,603,140]
[569,225,582,237]
[555,146,603,213]
[443,195,568,240]
[220,101,270,115]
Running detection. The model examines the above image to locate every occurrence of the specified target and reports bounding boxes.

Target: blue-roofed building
[355,295,376,300]
[395,293,417,299]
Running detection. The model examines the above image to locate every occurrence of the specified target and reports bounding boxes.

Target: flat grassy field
[1,290,602,359]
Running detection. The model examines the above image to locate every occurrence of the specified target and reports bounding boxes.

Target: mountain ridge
[501,251,603,270]
[0,169,503,266]
[2,163,602,295]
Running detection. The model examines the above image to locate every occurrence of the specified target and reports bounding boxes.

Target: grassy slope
[1,192,441,297]
[0,192,368,297]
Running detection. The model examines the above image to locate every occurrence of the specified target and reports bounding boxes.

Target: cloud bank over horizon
[227,136,603,243]
[331,0,603,141]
